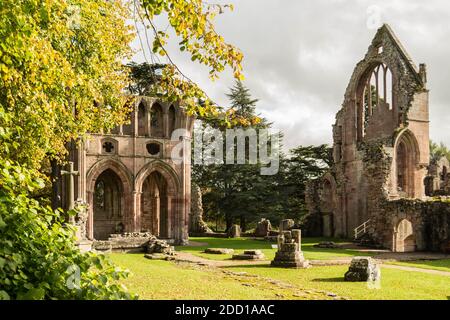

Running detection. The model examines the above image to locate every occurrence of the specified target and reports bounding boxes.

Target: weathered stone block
[344,257,380,282]
[254,218,272,237]
[280,243,298,252]
[279,219,295,231]
[204,248,234,254]
[232,253,265,260]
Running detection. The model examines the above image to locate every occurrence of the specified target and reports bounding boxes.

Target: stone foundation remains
[271,230,309,268]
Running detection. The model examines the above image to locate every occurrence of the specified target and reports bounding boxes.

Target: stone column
[133,105,139,137]
[61,162,79,224]
[133,191,141,232]
[163,111,169,138]
[166,195,172,238]
[292,229,302,248]
[145,104,151,137]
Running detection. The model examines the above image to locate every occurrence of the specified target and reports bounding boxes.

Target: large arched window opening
[150,103,164,137]
[93,169,124,240]
[357,63,394,141]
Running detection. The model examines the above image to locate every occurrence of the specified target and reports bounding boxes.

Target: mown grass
[109,253,327,300]
[110,253,450,300]
[176,237,372,261]
[226,264,450,300]
[386,259,450,272]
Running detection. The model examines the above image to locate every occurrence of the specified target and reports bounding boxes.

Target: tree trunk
[225,213,233,232]
[240,215,246,232]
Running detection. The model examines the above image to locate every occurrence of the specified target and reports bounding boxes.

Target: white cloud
[131,0,450,150]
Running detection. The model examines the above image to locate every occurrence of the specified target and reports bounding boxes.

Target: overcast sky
[131,0,450,151]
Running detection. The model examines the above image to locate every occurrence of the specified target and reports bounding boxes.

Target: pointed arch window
[151,103,164,137]
[357,63,394,141]
[168,105,176,136]
[137,102,147,136]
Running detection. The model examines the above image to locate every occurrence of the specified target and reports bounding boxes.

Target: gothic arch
[394,129,420,198]
[168,104,177,136]
[86,159,134,239]
[135,161,180,194]
[355,61,397,141]
[150,102,164,137]
[135,161,181,237]
[393,218,416,252]
[137,101,147,136]
[320,173,337,237]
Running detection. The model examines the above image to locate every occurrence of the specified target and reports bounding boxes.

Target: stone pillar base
[76,240,93,253]
[271,251,310,268]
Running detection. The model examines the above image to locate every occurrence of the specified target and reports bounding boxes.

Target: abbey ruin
[307,24,450,253]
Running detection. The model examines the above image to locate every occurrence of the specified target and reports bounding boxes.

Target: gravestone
[279,219,295,232]
[344,257,380,282]
[228,224,241,238]
[255,218,272,237]
[271,229,309,268]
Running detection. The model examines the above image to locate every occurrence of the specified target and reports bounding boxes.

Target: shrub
[0,160,136,300]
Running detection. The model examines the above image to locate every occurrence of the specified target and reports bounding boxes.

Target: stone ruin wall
[305,25,450,252]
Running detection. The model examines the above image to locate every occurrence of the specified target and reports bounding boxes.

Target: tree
[193,81,269,231]
[277,145,332,222]
[430,140,450,163]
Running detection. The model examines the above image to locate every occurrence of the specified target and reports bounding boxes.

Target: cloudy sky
[131,0,450,151]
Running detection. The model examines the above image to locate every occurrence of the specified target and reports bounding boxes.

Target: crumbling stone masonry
[189,183,212,234]
[306,24,450,252]
[271,230,309,268]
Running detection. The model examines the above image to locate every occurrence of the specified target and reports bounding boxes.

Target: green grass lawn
[177,237,372,261]
[386,259,450,272]
[227,264,450,300]
[109,253,329,300]
[109,253,450,300]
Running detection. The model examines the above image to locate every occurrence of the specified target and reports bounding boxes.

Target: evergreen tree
[193,80,270,231]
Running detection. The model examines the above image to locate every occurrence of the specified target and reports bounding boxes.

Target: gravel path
[174,252,450,276]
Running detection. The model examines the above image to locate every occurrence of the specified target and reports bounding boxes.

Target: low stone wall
[92,232,173,253]
[189,232,228,238]
[370,198,450,252]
